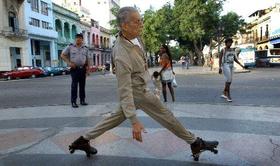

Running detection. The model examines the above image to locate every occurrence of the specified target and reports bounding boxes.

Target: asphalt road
[0,67,279,109]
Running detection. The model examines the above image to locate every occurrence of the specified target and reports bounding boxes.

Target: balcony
[255,36,269,44]
[1,27,28,41]
[239,38,255,45]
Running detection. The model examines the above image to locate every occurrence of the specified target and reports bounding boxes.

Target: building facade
[89,20,111,67]
[0,0,28,71]
[269,4,280,48]
[24,0,58,67]
[245,3,280,50]
[84,0,119,46]
[53,3,80,66]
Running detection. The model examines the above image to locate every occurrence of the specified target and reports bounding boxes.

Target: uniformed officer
[61,33,89,108]
[69,7,218,159]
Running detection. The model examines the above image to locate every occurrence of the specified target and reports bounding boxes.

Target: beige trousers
[84,87,196,144]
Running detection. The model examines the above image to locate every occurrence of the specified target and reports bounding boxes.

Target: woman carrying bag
[159,44,175,102]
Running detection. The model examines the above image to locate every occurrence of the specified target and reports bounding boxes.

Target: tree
[173,0,224,65]
[109,6,120,36]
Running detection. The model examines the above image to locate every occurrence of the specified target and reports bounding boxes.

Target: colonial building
[269,4,280,48]
[52,3,80,66]
[24,0,58,67]
[54,0,113,68]
[0,0,28,71]
[83,0,120,46]
[53,0,91,47]
[247,3,280,50]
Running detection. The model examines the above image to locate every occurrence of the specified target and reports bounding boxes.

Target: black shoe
[191,137,219,161]
[71,102,79,108]
[69,136,97,157]
[80,101,88,106]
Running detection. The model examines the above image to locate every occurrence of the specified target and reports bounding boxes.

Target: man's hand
[69,62,76,69]
[132,121,146,142]
[218,68,222,74]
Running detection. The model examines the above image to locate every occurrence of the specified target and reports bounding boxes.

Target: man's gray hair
[117,7,138,27]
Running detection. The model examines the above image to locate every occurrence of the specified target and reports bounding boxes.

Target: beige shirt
[112,35,149,124]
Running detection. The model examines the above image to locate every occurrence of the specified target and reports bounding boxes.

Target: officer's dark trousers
[70,67,86,103]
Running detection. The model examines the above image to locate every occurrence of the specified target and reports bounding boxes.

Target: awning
[270,38,280,45]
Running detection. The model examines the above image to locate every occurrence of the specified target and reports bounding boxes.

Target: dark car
[2,66,45,80]
[43,67,67,76]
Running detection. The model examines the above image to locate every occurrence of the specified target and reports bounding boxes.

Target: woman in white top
[219,38,244,102]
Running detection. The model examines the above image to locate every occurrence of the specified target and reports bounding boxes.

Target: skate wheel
[213,150,218,154]
[194,156,199,161]
[70,149,75,154]
[86,153,91,158]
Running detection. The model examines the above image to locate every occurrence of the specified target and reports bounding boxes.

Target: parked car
[43,67,67,76]
[2,66,45,80]
[59,67,70,75]
[88,66,98,72]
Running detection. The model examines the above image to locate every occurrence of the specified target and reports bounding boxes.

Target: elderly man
[69,7,218,161]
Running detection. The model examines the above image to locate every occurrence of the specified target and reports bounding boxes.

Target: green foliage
[220,12,246,38]
[109,6,120,36]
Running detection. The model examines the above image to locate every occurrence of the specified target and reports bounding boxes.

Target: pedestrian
[68,7,218,161]
[186,55,190,69]
[180,55,186,69]
[159,44,175,102]
[219,38,244,102]
[209,55,214,71]
[151,71,161,99]
[61,33,89,108]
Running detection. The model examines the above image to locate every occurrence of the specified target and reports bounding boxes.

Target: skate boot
[69,136,97,157]
[191,137,219,161]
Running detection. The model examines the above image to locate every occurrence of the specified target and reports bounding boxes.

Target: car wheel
[7,76,11,80]
[31,74,36,78]
[62,71,66,75]
[50,73,54,76]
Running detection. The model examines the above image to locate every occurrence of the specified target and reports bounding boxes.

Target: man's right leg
[70,70,79,108]
[135,91,196,144]
[135,90,218,161]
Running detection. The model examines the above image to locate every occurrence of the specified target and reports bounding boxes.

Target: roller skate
[69,136,97,157]
[191,137,219,161]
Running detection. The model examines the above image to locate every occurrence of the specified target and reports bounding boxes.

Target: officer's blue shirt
[62,43,88,66]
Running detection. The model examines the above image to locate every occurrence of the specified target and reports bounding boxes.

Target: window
[8,12,18,32]
[31,18,40,27]
[265,24,269,37]
[31,0,39,12]
[260,27,263,40]
[41,1,48,15]
[42,21,49,29]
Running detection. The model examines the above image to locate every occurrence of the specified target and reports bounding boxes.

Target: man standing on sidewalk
[61,33,89,108]
[69,7,218,161]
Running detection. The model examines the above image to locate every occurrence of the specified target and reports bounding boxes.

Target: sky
[120,0,280,21]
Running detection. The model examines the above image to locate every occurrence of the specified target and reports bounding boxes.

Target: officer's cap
[75,33,84,39]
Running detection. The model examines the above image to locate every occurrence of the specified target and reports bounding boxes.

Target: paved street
[0,66,280,166]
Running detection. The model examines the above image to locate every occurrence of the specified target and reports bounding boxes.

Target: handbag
[172,75,178,88]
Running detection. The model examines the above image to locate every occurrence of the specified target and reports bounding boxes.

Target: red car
[2,66,44,80]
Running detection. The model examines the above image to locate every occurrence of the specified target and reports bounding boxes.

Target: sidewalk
[148,65,250,76]
[0,102,279,166]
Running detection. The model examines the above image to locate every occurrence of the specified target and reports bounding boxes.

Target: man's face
[121,11,143,38]
[75,36,83,45]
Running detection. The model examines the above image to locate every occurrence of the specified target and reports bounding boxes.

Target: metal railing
[1,27,28,38]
